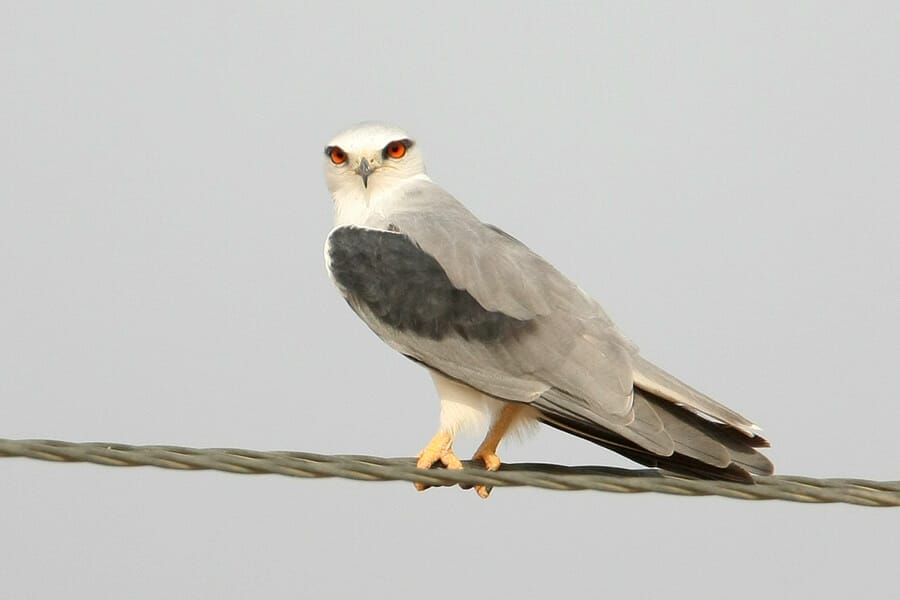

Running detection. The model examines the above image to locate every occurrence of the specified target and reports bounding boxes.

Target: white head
[323,122,428,225]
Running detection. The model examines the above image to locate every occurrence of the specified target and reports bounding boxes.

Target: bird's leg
[414,431,463,491]
[470,403,525,498]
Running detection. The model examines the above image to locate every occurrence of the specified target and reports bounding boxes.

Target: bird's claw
[414,434,463,491]
[471,450,502,499]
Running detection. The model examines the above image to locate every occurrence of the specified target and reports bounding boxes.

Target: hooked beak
[357,158,374,188]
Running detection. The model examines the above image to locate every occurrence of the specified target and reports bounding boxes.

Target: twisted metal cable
[1,438,898,507]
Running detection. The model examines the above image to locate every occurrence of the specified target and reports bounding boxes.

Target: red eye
[329,147,347,165]
[386,141,406,159]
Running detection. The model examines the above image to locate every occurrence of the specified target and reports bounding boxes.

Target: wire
[1,438,897,507]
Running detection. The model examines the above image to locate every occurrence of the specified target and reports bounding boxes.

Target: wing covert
[327,225,532,342]
[326,179,639,421]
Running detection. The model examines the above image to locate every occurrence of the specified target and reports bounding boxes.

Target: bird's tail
[534,378,773,483]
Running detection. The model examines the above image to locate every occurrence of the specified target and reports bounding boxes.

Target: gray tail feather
[534,388,774,483]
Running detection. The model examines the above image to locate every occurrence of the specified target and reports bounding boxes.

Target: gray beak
[357,157,373,188]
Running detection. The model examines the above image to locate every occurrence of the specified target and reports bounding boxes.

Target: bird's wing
[379,183,599,321]
[326,180,640,424]
[631,355,763,438]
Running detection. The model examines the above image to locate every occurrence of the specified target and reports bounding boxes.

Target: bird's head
[323,122,426,199]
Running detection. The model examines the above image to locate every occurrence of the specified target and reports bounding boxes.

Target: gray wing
[326,222,636,414]
[350,180,638,419]
[326,179,772,479]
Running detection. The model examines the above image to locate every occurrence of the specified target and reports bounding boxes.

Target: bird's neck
[332,187,370,227]
[332,174,432,227]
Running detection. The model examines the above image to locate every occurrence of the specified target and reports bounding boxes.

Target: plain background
[2,2,898,598]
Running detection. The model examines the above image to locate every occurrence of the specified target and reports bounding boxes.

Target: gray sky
[2,2,898,598]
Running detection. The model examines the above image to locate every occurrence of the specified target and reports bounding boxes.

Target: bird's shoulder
[325,223,532,342]
[375,180,599,321]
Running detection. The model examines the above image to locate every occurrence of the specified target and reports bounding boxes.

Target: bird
[322,121,773,498]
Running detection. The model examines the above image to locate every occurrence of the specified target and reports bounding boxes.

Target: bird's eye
[385,141,407,159]
[329,147,347,165]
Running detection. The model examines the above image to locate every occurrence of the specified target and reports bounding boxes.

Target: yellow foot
[414,432,463,491]
[472,450,502,499]
[466,403,523,498]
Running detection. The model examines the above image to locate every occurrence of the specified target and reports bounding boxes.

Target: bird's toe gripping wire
[414,431,463,491]
[467,404,526,498]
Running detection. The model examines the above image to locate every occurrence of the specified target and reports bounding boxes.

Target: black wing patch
[327,226,532,342]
